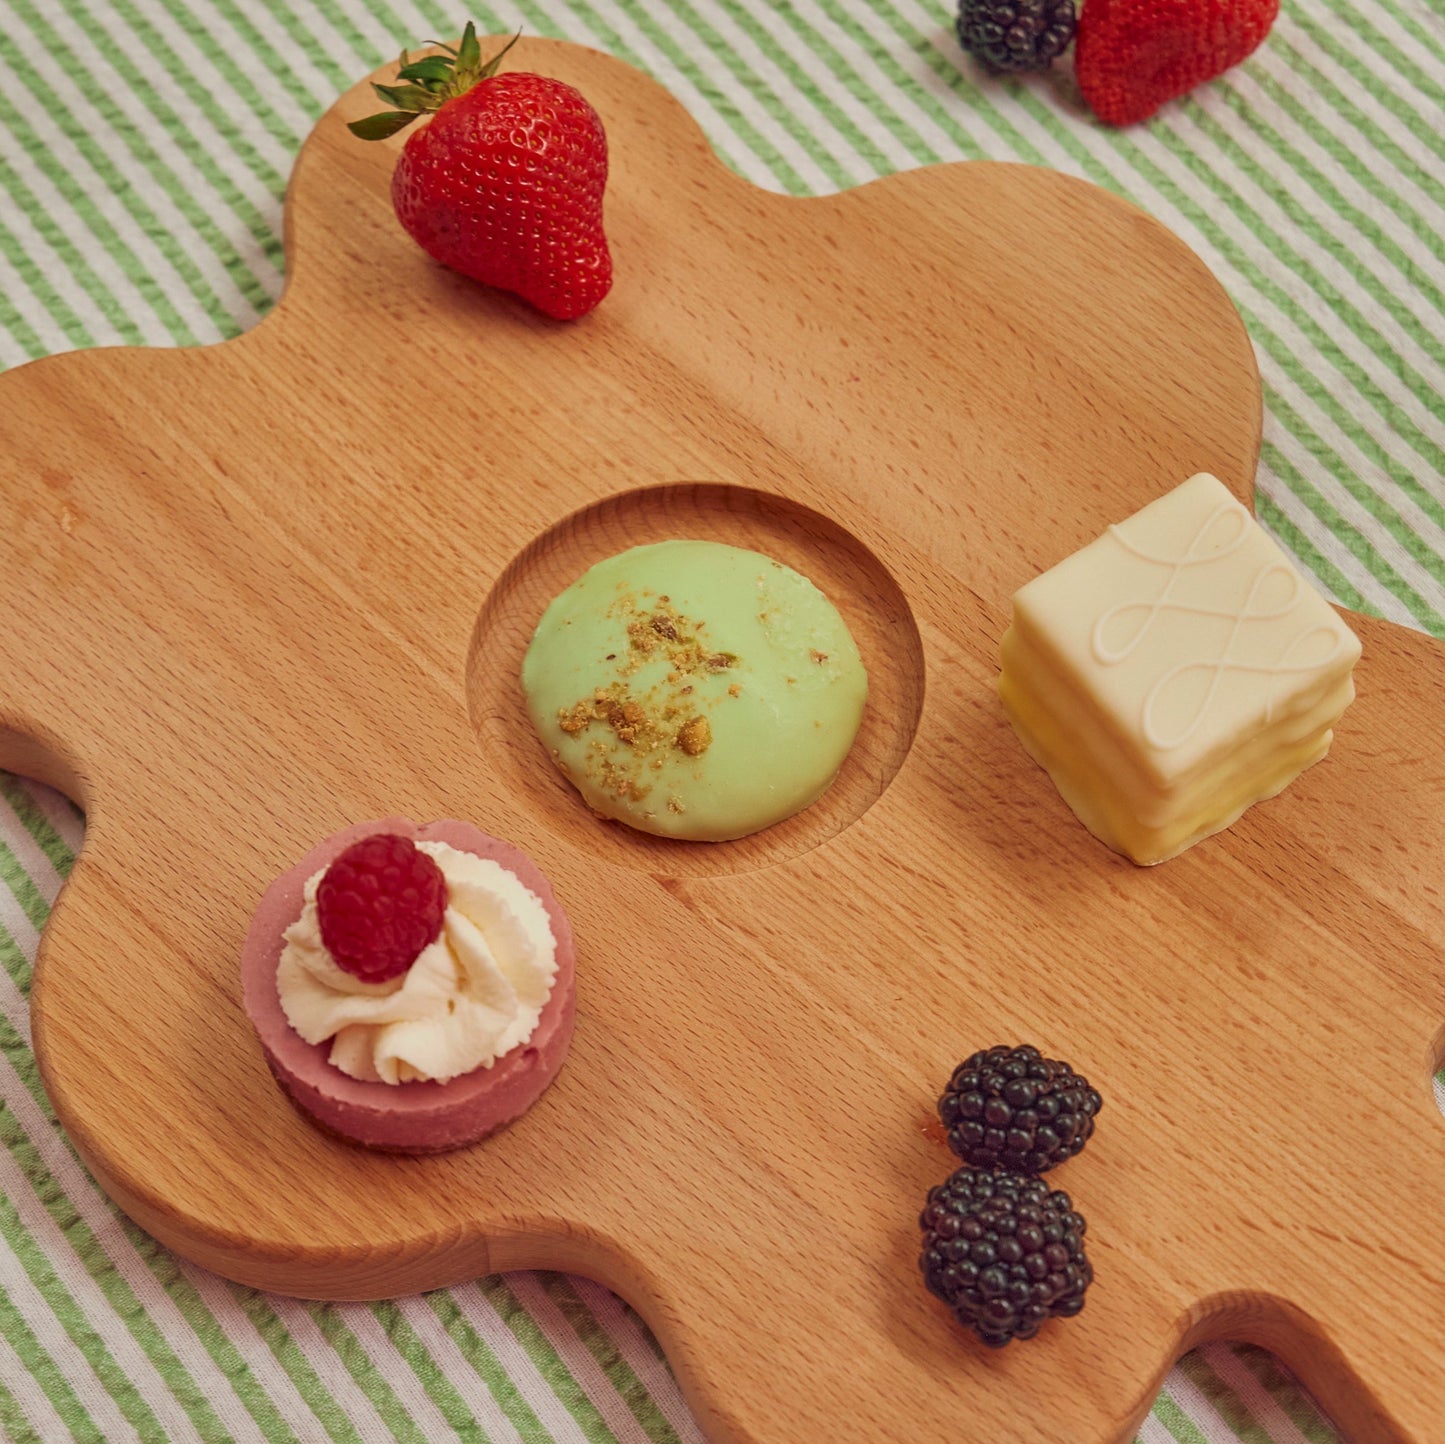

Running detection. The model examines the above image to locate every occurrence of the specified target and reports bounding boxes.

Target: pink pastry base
[242,817,576,1154]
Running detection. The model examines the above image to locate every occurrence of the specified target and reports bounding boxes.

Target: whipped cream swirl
[277,839,557,1085]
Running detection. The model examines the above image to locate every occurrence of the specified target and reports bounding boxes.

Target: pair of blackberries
[919,1045,1101,1347]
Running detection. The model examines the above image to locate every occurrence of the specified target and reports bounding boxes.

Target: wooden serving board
[3,37,1443,1444]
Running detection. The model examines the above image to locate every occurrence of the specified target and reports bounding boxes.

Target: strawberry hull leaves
[350,24,612,320]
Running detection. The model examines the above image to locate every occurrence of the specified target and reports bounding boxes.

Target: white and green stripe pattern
[2,0,1442,1439]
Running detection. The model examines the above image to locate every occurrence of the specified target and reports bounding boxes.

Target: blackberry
[955,0,1077,73]
[939,1044,1102,1175]
[919,1167,1091,1346]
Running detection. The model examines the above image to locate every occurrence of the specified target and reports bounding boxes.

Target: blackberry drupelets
[956,0,1077,73]
[939,1043,1102,1175]
[919,1167,1092,1346]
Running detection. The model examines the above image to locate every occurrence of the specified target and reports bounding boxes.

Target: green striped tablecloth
[2,0,1442,1440]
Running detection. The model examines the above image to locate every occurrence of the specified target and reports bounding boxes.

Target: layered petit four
[522,540,868,841]
[243,818,575,1153]
[999,473,1361,865]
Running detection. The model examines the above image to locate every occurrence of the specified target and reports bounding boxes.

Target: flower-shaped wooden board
[2,37,1443,1444]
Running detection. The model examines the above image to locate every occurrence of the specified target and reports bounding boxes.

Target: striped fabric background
[1,0,1442,1440]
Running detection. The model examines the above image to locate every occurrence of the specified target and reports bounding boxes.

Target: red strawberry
[350,26,612,320]
[316,833,447,982]
[1074,0,1279,126]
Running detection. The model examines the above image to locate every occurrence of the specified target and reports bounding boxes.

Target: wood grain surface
[2,36,1443,1444]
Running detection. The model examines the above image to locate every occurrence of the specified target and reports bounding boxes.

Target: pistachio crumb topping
[559,590,736,798]
[676,715,712,757]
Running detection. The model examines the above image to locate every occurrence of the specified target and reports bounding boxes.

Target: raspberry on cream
[279,842,558,1086]
[243,818,576,1154]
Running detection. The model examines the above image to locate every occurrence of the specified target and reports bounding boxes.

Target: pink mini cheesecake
[243,817,575,1153]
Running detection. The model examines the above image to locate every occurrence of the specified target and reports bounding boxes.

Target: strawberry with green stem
[350,24,612,320]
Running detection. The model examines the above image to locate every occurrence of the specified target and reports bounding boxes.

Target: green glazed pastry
[521,540,868,841]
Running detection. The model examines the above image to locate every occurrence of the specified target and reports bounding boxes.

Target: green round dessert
[522,540,868,841]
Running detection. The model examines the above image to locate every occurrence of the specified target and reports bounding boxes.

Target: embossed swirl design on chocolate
[1091,498,1348,750]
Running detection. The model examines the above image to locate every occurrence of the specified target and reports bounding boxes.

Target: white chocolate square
[999,473,1361,864]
